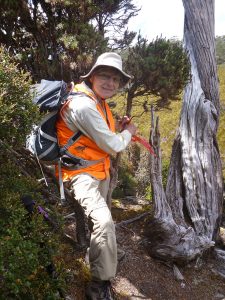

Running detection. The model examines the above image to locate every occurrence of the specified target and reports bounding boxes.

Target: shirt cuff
[121,129,132,142]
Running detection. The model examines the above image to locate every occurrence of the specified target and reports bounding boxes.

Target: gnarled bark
[145,0,223,263]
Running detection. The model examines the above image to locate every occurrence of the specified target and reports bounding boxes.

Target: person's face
[90,67,122,99]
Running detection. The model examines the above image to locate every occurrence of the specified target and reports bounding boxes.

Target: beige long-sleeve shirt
[61,83,132,156]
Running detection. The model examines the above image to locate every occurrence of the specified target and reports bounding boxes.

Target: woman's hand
[124,122,137,136]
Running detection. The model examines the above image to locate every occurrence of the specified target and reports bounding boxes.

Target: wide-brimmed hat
[80,52,132,86]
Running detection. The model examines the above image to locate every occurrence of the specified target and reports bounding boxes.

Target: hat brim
[80,64,132,86]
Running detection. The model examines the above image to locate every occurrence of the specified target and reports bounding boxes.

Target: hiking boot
[85,280,115,300]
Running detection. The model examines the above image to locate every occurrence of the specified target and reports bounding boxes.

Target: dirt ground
[62,197,225,300]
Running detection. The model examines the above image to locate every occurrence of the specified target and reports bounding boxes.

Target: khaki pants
[69,173,117,281]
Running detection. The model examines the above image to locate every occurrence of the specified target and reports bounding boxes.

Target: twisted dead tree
[146,0,224,263]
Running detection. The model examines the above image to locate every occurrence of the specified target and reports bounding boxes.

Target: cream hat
[80,52,132,86]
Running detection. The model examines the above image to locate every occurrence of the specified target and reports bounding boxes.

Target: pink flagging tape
[132,135,156,156]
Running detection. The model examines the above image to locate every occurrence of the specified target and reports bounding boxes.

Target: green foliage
[0,46,39,146]
[145,185,152,201]
[216,36,225,65]
[113,169,137,197]
[0,159,65,299]
[0,0,105,81]
[123,35,190,115]
[0,47,66,298]
[0,0,138,82]
[113,154,138,198]
[217,64,225,176]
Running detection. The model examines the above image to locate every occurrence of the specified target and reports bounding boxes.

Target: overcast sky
[128,0,225,41]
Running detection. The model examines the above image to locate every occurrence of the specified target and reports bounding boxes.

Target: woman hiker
[56,52,137,299]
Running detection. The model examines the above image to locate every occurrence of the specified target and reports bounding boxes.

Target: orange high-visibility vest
[55,83,115,181]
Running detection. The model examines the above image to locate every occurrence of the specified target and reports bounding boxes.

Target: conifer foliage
[124,35,191,115]
[0,0,138,82]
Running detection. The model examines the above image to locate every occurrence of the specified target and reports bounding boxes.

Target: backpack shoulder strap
[59,130,82,155]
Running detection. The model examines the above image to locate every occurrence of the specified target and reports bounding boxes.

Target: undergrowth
[0,159,66,299]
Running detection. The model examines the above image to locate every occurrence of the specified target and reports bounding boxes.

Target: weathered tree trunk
[146,0,224,263]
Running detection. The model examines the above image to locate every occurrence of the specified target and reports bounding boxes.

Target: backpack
[26,79,84,204]
[27,79,81,164]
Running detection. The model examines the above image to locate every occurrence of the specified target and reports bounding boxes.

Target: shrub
[112,151,138,198]
[0,46,39,145]
[0,46,66,299]
[0,159,66,299]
